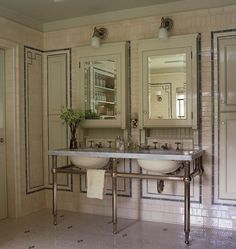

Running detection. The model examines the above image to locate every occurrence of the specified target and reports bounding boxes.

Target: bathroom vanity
[47,32,203,245]
[48,148,204,245]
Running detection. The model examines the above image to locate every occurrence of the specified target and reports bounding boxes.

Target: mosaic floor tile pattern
[0,209,235,249]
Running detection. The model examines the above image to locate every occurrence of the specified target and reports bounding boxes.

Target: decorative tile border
[24,46,44,194]
[24,46,72,194]
[45,49,72,192]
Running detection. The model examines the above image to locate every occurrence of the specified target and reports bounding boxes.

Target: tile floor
[0,209,235,249]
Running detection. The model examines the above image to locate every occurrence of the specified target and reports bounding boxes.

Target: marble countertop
[48,148,204,161]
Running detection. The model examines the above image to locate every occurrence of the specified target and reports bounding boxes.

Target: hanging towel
[87,169,106,200]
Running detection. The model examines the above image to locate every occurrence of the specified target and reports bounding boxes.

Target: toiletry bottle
[115,136,121,150]
[119,138,125,151]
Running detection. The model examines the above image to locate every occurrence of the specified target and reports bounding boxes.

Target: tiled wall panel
[45,50,72,191]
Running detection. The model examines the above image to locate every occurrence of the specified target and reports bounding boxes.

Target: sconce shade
[91,35,101,48]
[158,27,168,40]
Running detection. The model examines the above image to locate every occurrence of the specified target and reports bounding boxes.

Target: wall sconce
[131,113,138,128]
[91,27,108,48]
[158,17,173,40]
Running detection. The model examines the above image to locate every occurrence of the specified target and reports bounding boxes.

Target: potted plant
[60,107,84,149]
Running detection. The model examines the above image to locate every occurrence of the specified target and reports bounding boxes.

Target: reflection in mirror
[84,60,117,120]
[148,53,187,120]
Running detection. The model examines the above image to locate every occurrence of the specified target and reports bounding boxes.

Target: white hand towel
[87,169,106,200]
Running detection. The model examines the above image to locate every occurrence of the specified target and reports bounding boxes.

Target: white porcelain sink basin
[137,159,180,174]
[70,156,109,169]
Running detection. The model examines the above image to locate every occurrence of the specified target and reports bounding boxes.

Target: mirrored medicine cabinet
[138,34,199,128]
[76,42,128,129]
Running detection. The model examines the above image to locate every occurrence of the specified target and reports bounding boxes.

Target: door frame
[0,38,21,217]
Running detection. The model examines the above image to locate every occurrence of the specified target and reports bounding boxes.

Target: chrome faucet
[175,142,182,151]
[107,140,113,148]
[153,141,158,149]
[95,142,103,149]
[88,140,94,148]
[161,143,169,150]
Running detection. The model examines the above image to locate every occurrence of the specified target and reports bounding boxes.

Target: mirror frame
[75,42,128,129]
[138,34,199,128]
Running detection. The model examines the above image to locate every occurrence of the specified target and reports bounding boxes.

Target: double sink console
[48,32,203,245]
[48,147,204,245]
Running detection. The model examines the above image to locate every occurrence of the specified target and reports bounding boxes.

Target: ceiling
[0,0,183,23]
[0,0,236,31]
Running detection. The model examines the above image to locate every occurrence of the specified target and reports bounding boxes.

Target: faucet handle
[88,140,94,148]
[175,142,182,151]
[95,141,102,149]
[107,140,113,148]
[153,141,158,149]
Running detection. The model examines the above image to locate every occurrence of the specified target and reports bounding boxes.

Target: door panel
[219,37,236,112]
[219,113,236,199]
[218,36,236,203]
[0,48,7,220]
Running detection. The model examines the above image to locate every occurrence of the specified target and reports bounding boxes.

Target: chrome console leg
[184,161,191,245]
[112,159,118,234]
[52,155,58,226]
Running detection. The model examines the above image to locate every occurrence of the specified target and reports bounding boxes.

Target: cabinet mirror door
[139,34,198,128]
[84,59,117,120]
[76,42,128,129]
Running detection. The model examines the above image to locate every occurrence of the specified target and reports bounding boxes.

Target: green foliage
[85,109,100,119]
[60,107,84,127]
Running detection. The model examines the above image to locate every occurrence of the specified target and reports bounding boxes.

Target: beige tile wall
[43,5,236,231]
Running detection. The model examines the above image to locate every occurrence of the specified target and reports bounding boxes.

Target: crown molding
[43,0,236,32]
